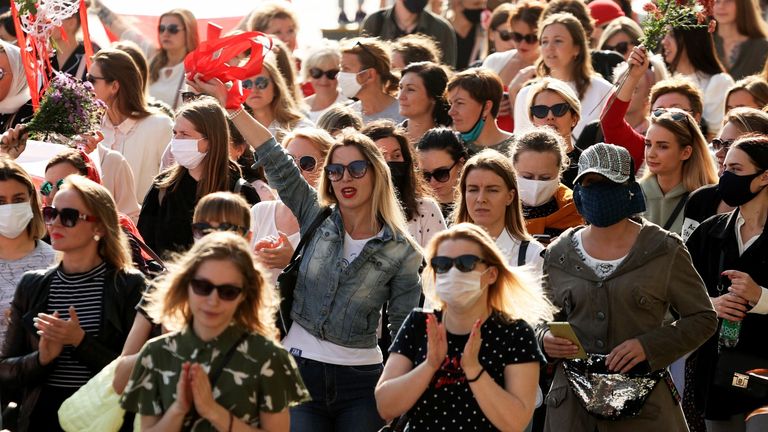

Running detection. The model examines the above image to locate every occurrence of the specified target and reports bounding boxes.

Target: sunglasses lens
[190,279,215,296]
[430,257,452,274]
[325,164,344,181]
[499,31,512,41]
[455,255,481,272]
[531,105,548,119]
[40,182,52,196]
[348,160,368,178]
[299,156,317,172]
[552,103,570,117]
[326,70,340,79]
[42,206,56,224]
[432,168,451,183]
[59,208,79,227]
[255,77,269,89]
[309,68,322,79]
[217,285,242,301]
[191,223,211,239]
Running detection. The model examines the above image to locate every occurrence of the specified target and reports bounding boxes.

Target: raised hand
[34,306,86,346]
[425,314,448,372]
[461,319,483,379]
[0,124,28,159]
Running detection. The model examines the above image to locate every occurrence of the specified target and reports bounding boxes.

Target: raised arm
[91,0,131,43]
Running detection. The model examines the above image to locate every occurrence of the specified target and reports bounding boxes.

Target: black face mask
[403,0,428,14]
[719,170,766,207]
[387,161,411,202]
[463,8,484,23]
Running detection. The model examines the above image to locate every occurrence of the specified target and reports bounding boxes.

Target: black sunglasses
[180,91,203,104]
[290,154,318,172]
[423,161,459,183]
[309,68,340,80]
[42,206,99,227]
[430,255,486,274]
[191,222,248,240]
[711,138,734,152]
[500,30,538,44]
[530,103,571,119]
[324,160,370,182]
[85,73,109,85]
[243,76,270,90]
[603,41,636,55]
[190,278,242,301]
[40,178,64,197]
[158,24,181,35]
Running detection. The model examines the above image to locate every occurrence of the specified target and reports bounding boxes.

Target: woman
[398,61,451,144]
[0,40,33,131]
[513,13,613,141]
[486,3,517,55]
[362,120,447,248]
[316,104,364,137]
[137,98,259,258]
[303,43,345,123]
[539,143,717,431]
[714,0,768,80]
[50,12,97,81]
[686,134,768,432]
[90,48,173,203]
[339,37,403,124]
[597,16,642,61]
[0,157,56,347]
[641,108,718,234]
[375,222,555,431]
[247,1,300,52]
[416,127,468,220]
[390,34,442,71]
[244,60,313,141]
[454,150,545,268]
[511,129,583,239]
[725,76,768,113]
[121,232,309,431]
[483,0,545,86]
[661,25,735,137]
[446,0,487,70]
[0,175,145,431]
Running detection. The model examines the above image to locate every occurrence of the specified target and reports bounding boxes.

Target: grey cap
[574,143,633,184]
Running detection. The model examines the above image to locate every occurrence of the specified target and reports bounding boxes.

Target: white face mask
[517,176,560,207]
[435,267,486,310]
[0,202,33,239]
[337,70,364,99]
[170,138,206,170]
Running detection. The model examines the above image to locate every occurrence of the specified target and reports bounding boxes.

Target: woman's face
[464,168,515,232]
[266,17,298,52]
[723,148,768,194]
[603,31,636,61]
[661,31,678,65]
[0,179,31,239]
[187,258,244,339]
[715,121,742,175]
[88,62,116,104]
[418,149,462,204]
[0,51,14,102]
[244,69,275,112]
[328,145,374,212]
[398,72,434,119]
[434,238,497,301]
[374,137,404,162]
[713,0,737,26]
[158,15,186,53]
[173,116,208,153]
[514,150,560,181]
[286,136,324,187]
[643,124,692,177]
[726,90,760,112]
[491,21,516,53]
[448,87,487,133]
[48,188,101,253]
[308,58,340,95]
[44,163,80,206]
[531,90,577,140]
[540,23,580,75]
[510,20,540,64]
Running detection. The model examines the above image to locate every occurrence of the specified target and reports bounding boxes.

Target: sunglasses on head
[191,222,248,240]
[180,91,204,104]
[499,30,538,44]
[40,178,64,197]
[309,68,340,80]
[242,76,270,90]
[324,160,370,182]
[603,41,635,56]
[42,206,99,227]
[430,255,486,274]
[85,73,108,85]
[422,161,459,183]
[290,154,318,172]
[158,24,181,35]
[711,138,734,152]
[530,103,571,119]
[190,278,242,301]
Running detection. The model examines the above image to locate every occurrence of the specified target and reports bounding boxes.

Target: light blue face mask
[459,105,487,144]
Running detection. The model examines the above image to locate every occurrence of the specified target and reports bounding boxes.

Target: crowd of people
[0,0,767,431]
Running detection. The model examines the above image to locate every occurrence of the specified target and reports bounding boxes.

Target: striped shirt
[46,262,106,388]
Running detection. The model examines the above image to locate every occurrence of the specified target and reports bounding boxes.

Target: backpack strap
[663,192,690,231]
[518,240,530,266]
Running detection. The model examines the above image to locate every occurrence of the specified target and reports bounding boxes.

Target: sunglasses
[190,278,242,301]
[180,91,203,104]
[324,160,370,182]
[530,103,571,119]
[290,154,318,172]
[191,222,248,240]
[85,73,108,85]
[499,30,538,44]
[40,178,65,197]
[603,41,636,56]
[711,138,734,152]
[158,24,181,35]
[42,206,99,227]
[242,76,270,90]
[430,255,486,274]
[309,68,340,80]
[422,161,459,183]
[651,109,688,121]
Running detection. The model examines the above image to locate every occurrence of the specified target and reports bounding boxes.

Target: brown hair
[726,76,768,113]
[541,0,595,39]
[111,40,149,95]
[729,0,768,39]
[512,128,569,174]
[650,77,704,116]
[248,1,299,34]
[391,34,442,67]
[341,37,399,95]
[93,49,152,120]
[268,38,304,105]
[723,107,768,134]
[536,13,594,99]
[254,61,305,134]
[316,104,363,135]
[149,9,199,83]
[509,0,546,29]
[0,156,46,240]
[447,67,505,117]
[193,192,251,230]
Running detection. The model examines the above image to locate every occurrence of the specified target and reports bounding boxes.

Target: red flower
[696,12,707,24]
[643,2,659,13]
[708,19,717,33]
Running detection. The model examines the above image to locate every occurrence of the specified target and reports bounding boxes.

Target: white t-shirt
[495,228,545,270]
[680,72,734,135]
[573,230,626,279]
[249,200,301,286]
[307,92,347,123]
[149,62,185,109]
[482,49,517,75]
[281,230,384,366]
[407,198,447,248]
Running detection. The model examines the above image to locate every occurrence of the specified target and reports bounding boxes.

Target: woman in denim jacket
[193,76,423,431]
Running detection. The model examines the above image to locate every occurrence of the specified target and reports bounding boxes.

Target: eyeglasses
[324,160,370,182]
[40,178,65,196]
[180,91,203,104]
[309,68,340,80]
[42,206,99,227]
[602,41,636,56]
[430,255,486,274]
[191,222,248,240]
[242,76,270,90]
[190,278,242,301]
[651,108,688,121]
[530,103,571,119]
[711,138,734,152]
[85,73,109,84]
[499,30,538,44]
[422,161,459,183]
[290,154,318,172]
[158,24,181,35]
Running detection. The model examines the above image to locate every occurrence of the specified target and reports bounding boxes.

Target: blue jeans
[290,357,385,432]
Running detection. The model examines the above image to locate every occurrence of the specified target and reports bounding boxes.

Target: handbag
[713,349,768,399]
[562,354,668,420]
[275,207,332,337]
[58,359,126,432]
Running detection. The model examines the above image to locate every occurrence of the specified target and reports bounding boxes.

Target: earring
[93,234,101,242]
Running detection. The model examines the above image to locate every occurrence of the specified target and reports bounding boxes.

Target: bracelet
[227,411,233,432]
[227,106,245,120]
[466,367,485,383]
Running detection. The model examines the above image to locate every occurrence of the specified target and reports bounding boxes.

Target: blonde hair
[423,223,555,324]
[453,150,533,242]
[281,127,336,162]
[60,175,133,271]
[526,77,581,125]
[725,76,768,113]
[248,1,299,34]
[0,155,46,240]
[256,61,305,134]
[145,232,280,339]
[536,13,594,99]
[643,109,718,191]
[193,192,251,229]
[723,107,768,134]
[302,41,342,81]
[597,16,642,50]
[150,9,199,84]
[341,37,399,96]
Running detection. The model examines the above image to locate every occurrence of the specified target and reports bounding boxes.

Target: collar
[642,178,687,199]
[384,5,432,34]
[101,115,138,135]
[178,321,245,355]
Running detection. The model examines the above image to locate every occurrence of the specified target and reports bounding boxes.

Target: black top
[562,147,582,190]
[590,50,624,83]
[0,100,33,132]
[684,184,722,226]
[390,308,544,431]
[455,24,477,71]
[574,120,604,152]
[50,41,100,81]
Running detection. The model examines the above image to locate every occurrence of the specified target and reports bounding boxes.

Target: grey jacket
[254,138,422,348]
[539,220,717,431]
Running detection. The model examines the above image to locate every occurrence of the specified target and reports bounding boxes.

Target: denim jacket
[254,138,423,349]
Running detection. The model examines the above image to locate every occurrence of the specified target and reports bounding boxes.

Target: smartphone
[547,322,587,359]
